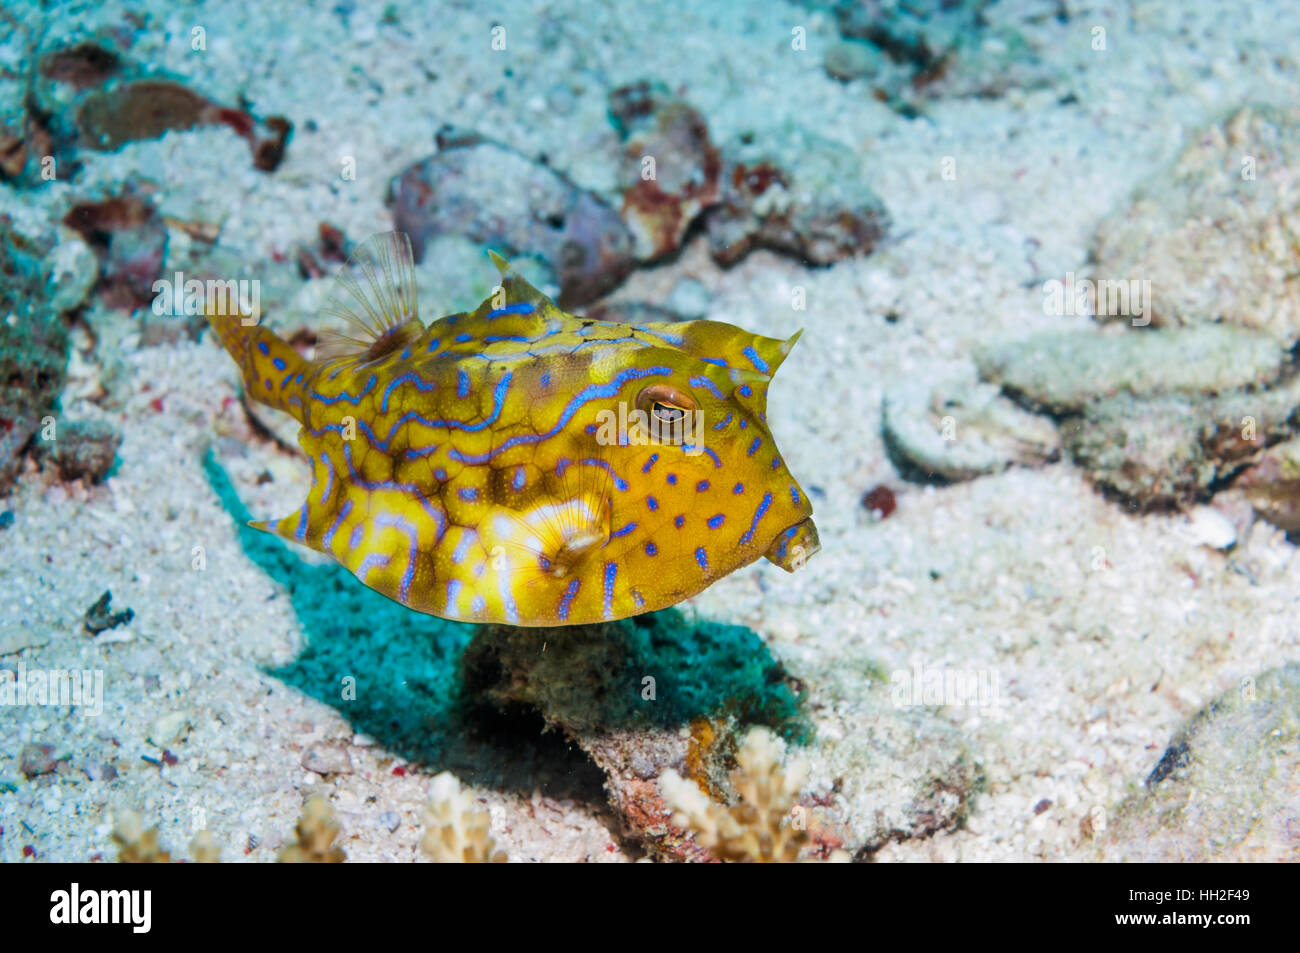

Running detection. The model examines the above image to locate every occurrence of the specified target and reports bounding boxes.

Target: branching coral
[420,772,507,863]
[189,829,221,863]
[660,726,845,862]
[112,810,220,862]
[277,796,347,863]
[113,800,343,862]
[112,810,172,863]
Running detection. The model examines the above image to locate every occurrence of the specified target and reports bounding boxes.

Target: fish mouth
[763,517,820,573]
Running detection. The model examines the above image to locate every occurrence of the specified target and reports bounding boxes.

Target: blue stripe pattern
[602,561,618,619]
[558,579,581,620]
[486,303,536,318]
[739,491,773,546]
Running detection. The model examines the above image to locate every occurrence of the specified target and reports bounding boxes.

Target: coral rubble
[1096,664,1300,862]
[389,127,635,307]
[1093,105,1300,344]
[609,80,722,262]
[5,36,291,186]
[882,363,1059,484]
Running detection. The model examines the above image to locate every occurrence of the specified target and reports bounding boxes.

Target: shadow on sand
[204,450,805,799]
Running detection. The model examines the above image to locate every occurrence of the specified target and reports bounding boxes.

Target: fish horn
[207,306,312,424]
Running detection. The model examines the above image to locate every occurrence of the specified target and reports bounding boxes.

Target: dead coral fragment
[389,128,634,308]
[23,38,292,179]
[112,810,172,863]
[35,419,122,483]
[707,132,889,267]
[62,185,167,309]
[660,726,833,863]
[278,796,347,863]
[609,80,722,262]
[882,364,1060,484]
[1092,105,1300,343]
[83,590,133,635]
[420,772,507,863]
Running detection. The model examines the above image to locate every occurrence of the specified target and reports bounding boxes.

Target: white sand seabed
[2,0,1299,860]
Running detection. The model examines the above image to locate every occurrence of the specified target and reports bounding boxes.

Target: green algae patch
[0,222,70,490]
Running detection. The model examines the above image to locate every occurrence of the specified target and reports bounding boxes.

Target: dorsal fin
[485,249,560,313]
[317,231,424,364]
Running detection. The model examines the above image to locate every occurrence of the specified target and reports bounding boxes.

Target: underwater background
[2,0,1299,861]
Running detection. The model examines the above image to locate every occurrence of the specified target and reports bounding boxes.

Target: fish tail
[207,309,311,421]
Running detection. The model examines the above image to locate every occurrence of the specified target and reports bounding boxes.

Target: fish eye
[636,384,696,423]
[653,403,685,423]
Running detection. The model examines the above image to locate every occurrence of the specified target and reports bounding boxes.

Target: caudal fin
[207,308,311,422]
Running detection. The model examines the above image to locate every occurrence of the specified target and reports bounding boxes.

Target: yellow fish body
[209,232,818,626]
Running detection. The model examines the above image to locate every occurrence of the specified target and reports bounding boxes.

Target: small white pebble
[1186,505,1236,550]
